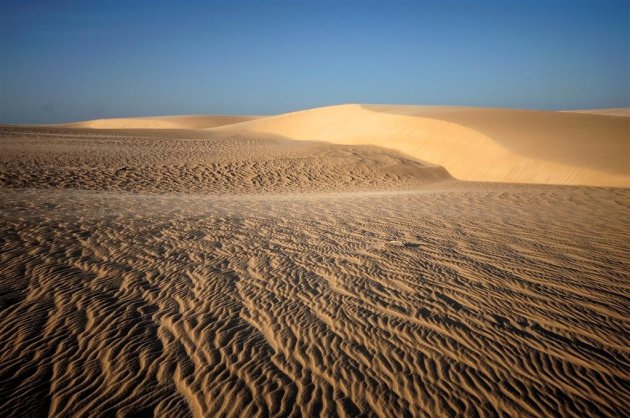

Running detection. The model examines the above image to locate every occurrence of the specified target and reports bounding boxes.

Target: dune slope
[0,125,449,193]
[219,104,629,187]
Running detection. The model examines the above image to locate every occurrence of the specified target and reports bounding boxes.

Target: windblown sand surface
[1,107,629,417]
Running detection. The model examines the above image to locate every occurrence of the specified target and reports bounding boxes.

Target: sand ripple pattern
[1,185,629,417]
[0,126,448,194]
[1,126,629,417]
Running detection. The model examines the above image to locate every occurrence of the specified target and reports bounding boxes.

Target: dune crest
[58,114,258,130]
[561,108,630,117]
[218,104,629,187]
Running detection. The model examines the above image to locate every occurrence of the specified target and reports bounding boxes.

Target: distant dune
[57,114,258,129]
[219,104,630,187]
[52,105,629,187]
[561,108,630,117]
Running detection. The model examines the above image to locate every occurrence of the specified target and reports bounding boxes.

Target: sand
[561,108,630,117]
[56,115,258,130]
[1,106,629,417]
[221,104,630,187]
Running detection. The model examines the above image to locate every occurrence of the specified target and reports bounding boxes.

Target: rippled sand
[1,124,629,417]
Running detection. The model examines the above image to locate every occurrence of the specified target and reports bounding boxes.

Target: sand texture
[0,126,448,194]
[1,108,629,417]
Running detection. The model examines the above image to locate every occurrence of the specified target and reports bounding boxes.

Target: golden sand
[1,107,628,417]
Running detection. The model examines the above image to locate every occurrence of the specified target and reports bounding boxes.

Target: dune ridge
[217,104,629,187]
[44,104,629,187]
[561,108,630,117]
[57,114,258,130]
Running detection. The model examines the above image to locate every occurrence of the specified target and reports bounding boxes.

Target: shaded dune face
[1,116,629,417]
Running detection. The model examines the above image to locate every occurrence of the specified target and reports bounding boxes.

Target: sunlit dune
[58,104,629,187]
[561,108,630,117]
[217,104,630,187]
[57,114,258,129]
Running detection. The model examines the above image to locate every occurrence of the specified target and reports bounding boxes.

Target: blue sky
[1,0,628,123]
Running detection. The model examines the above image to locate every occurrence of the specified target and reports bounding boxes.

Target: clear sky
[1,0,628,123]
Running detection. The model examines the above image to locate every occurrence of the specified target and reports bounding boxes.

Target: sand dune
[47,104,629,187]
[1,117,629,417]
[58,114,258,130]
[561,108,630,117]
[0,125,449,194]
[219,104,630,187]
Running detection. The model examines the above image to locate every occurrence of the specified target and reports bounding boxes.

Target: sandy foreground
[1,106,629,417]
